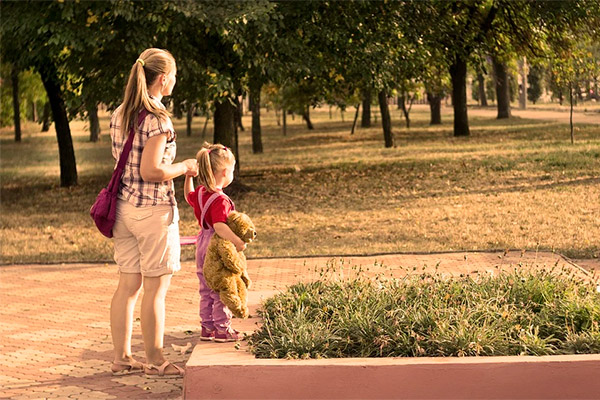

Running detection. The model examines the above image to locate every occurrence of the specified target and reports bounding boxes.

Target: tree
[477,73,489,106]
[11,66,21,142]
[415,1,499,137]
[1,1,83,186]
[361,89,372,128]
[550,40,600,144]
[527,64,544,104]
[397,81,421,129]
[493,57,511,118]
[423,61,450,125]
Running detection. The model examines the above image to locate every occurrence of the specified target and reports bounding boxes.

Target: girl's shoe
[200,327,215,341]
[214,328,240,342]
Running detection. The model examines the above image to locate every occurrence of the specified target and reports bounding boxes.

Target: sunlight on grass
[1,105,599,263]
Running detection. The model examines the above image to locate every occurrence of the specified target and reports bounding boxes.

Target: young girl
[184,143,246,342]
[109,48,198,377]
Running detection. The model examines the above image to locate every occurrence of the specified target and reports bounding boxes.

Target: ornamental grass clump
[248,266,600,359]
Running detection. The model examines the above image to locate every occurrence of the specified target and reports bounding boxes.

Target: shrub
[248,266,600,359]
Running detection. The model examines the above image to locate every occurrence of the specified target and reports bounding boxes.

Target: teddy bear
[203,211,256,319]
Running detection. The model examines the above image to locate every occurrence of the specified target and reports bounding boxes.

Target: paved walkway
[468,107,600,125]
[1,252,597,399]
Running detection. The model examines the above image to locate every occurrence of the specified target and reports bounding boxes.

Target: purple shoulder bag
[90,109,149,238]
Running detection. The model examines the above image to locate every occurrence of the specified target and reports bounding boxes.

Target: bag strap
[117,109,149,171]
[107,109,149,192]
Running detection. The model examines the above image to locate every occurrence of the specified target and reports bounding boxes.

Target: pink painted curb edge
[184,346,600,399]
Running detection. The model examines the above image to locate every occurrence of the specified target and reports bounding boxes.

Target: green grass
[248,266,600,358]
[1,104,599,263]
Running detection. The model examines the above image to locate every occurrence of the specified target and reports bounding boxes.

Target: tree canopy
[2,0,598,185]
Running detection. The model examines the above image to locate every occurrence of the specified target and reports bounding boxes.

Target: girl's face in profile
[223,162,235,187]
[161,69,177,96]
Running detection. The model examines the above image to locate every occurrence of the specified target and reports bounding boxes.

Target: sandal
[144,360,185,378]
[111,359,145,376]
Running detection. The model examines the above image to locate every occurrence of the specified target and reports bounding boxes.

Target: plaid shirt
[110,99,177,207]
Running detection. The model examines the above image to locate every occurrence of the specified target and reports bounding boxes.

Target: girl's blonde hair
[120,48,176,137]
[196,142,236,193]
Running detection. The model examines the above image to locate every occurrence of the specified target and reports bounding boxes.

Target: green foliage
[249,267,600,359]
[0,66,47,127]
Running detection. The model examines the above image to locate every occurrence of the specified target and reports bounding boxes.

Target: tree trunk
[41,101,51,132]
[302,106,314,130]
[11,66,21,142]
[477,73,488,106]
[351,104,360,135]
[202,114,209,139]
[86,101,100,142]
[30,101,38,122]
[282,108,287,136]
[427,92,442,125]
[186,103,194,136]
[399,95,410,128]
[173,99,183,119]
[39,63,78,187]
[493,58,511,119]
[558,89,563,106]
[361,89,371,127]
[234,113,240,176]
[449,57,470,137]
[518,57,527,110]
[569,82,574,144]
[378,90,393,148]
[249,81,263,154]
[235,96,245,132]
[213,98,236,150]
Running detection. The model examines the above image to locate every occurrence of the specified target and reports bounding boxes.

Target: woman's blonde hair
[119,48,176,136]
[196,142,236,193]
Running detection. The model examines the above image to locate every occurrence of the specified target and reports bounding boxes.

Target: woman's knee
[143,274,172,298]
[116,272,143,296]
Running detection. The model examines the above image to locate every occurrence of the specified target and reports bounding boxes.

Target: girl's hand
[182,159,199,176]
[235,239,247,252]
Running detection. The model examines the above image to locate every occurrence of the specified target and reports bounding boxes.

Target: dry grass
[1,104,599,264]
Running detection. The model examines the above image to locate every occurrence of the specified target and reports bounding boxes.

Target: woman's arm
[140,134,198,182]
[214,222,246,252]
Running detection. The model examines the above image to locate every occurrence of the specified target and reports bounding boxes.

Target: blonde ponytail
[120,48,176,137]
[196,142,235,193]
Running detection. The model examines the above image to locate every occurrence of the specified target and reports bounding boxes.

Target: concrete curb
[184,348,600,399]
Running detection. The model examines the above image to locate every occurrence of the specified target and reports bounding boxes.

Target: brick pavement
[0,251,597,399]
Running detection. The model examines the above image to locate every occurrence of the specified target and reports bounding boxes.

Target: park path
[0,252,597,399]
[468,106,600,125]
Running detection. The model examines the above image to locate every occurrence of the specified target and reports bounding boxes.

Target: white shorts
[113,199,181,277]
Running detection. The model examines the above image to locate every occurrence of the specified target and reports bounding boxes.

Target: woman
[109,48,198,377]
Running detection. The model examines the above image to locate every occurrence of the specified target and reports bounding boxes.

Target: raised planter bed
[184,255,599,399]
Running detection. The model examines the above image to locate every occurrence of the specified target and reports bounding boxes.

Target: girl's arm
[214,222,246,252]
[184,175,195,198]
[140,134,198,182]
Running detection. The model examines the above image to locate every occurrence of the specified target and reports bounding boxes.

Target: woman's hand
[182,159,198,177]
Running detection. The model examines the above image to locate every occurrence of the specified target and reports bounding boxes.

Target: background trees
[2,1,599,186]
